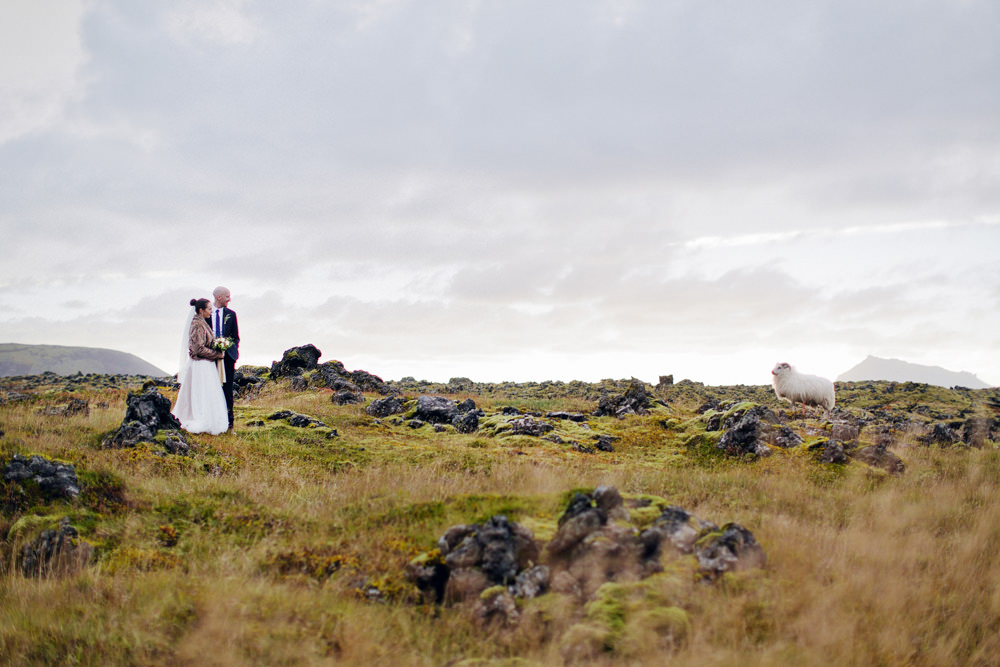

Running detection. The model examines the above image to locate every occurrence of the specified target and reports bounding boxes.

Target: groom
[209,286,239,430]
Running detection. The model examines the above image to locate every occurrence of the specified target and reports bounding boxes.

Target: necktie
[215,310,221,337]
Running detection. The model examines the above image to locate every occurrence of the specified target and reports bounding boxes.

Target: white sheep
[771,362,835,413]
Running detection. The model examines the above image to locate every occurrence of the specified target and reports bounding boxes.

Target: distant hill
[838,355,992,389]
[0,343,168,377]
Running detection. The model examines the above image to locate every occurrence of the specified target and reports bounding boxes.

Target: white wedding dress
[172,308,230,435]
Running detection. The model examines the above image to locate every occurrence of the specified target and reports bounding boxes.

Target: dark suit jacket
[206,308,240,362]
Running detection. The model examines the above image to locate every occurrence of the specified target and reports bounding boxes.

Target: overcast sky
[1,0,998,385]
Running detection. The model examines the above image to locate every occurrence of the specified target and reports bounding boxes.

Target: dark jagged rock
[809,439,848,464]
[233,370,266,398]
[772,426,804,449]
[270,344,323,378]
[313,360,395,396]
[962,417,999,448]
[593,485,624,516]
[291,414,327,428]
[546,411,587,422]
[453,411,479,434]
[124,387,180,432]
[103,421,156,448]
[474,589,520,627]
[4,454,80,499]
[547,492,607,558]
[923,423,961,446]
[348,369,394,395]
[511,565,550,599]
[331,390,364,405]
[367,396,405,418]
[639,506,710,564]
[103,387,179,448]
[851,444,906,474]
[501,406,522,416]
[446,377,475,393]
[509,416,554,437]
[409,516,542,605]
[831,418,861,443]
[20,517,93,577]
[695,523,766,578]
[267,410,327,429]
[593,379,652,418]
[415,396,460,424]
[162,434,192,456]
[408,487,767,609]
[476,516,524,586]
[457,398,477,413]
[717,406,776,458]
[593,435,616,452]
[37,397,90,418]
[327,377,362,393]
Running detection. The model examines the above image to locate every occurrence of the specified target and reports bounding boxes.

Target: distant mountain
[0,343,168,377]
[838,355,991,389]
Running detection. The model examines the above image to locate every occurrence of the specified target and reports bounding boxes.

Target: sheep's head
[771,362,792,377]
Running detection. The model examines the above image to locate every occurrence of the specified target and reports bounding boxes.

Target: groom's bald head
[213,286,231,308]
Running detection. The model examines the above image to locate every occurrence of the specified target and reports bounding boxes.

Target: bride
[172,298,230,435]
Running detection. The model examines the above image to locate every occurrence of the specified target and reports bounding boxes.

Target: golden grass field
[1,371,999,666]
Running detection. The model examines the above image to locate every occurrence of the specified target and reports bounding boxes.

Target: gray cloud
[1,0,998,384]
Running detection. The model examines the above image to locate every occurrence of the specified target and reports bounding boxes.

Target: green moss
[584,583,630,642]
[627,504,664,529]
[480,585,507,601]
[7,514,63,542]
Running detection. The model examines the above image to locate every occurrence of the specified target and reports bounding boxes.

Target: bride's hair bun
[189,298,199,307]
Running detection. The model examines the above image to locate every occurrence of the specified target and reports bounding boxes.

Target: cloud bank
[1,0,998,385]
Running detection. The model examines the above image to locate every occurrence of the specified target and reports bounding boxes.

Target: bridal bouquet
[212,337,235,352]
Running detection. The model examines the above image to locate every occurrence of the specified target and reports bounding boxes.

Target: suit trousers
[222,354,236,427]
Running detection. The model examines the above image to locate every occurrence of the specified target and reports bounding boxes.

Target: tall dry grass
[2,380,1000,665]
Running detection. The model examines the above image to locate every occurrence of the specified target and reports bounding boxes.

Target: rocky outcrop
[266,410,335,434]
[314,360,395,396]
[593,379,652,418]
[19,517,93,577]
[639,506,710,564]
[407,515,544,606]
[412,396,481,433]
[367,396,406,418]
[508,416,554,437]
[694,523,767,579]
[922,422,961,446]
[4,454,80,500]
[331,390,364,405]
[810,439,848,464]
[270,345,323,378]
[408,487,767,614]
[850,444,905,474]
[546,411,587,422]
[716,405,780,458]
[415,396,460,424]
[37,397,90,417]
[102,387,182,449]
[233,367,267,398]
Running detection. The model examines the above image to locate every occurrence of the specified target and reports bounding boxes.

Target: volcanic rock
[4,454,80,499]
[20,517,93,577]
[270,344,322,378]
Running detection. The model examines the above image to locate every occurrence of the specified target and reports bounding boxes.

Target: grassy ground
[1,374,999,665]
